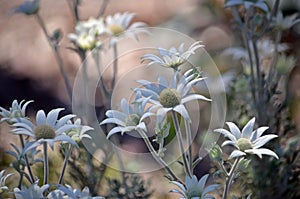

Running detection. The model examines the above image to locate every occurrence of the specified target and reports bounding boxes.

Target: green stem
[137,129,183,183]
[43,143,49,185]
[171,111,192,177]
[92,51,110,97]
[111,42,118,92]
[35,14,73,102]
[19,135,35,184]
[97,0,109,18]
[184,119,193,171]
[58,144,73,184]
[222,157,241,199]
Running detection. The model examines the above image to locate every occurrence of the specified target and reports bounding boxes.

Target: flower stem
[43,143,49,185]
[97,0,109,18]
[19,135,35,184]
[222,157,241,199]
[184,119,193,171]
[58,144,73,184]
[137,129,183,184]
[171,111,192,177]
[35,14,73,102]
[111,42,118,92]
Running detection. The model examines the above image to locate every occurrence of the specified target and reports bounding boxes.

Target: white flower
[68,17,105,50]
[100,92,153,138]
[49,185,104,199]
[66,118,93,142]
[135,69,210,123]
[214,117,279,159]
[170,174,219,199]
[0,170,12,194]
[13,181,49,199]
[12,108,78,153]
[141,41,204,70]
[0,100,32,124]
[104,12,147,44]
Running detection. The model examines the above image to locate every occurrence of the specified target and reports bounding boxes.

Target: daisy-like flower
[170,174,219,199]
[49,185,104,199]
[135,69,211,123]
[0,100,32,124]
[104,12,147,44]
[13,181,49,199]
[141,41,204,70]
[0,170,12,194]
[68,18,105,50]
[214,117,279,159]
[66,118,93,143]
[100,92,153,138]
[12,108,78,153]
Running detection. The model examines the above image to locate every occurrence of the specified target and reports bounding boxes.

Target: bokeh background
[1,0,300,198]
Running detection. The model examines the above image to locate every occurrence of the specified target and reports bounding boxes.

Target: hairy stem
[137,129,183,183]
[97,0,109,18]
[43,143,49,185]
[35,14,73,102]
[58,144,73,184]
[222,157,241,199]
[171,111,192,177]
[111,42,118,92]
[19,135,34,184]
[184,119,193,171]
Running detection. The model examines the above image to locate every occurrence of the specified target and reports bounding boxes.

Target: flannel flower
[104,12,147,44]
[13,181,49,199]
[170,174,219,199]
[12,108,78,154]
[135,69,210,123]
[141,41,204,71]
[0,170,12,194]
[214,117,279,159]
[100,92,153,138]
[0,100,32,124]
[49,185,104,199]
[66,118,93,143]
[68,17,105,50]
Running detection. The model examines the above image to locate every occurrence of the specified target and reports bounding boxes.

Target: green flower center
[125,114,140,126]
[237,138,252,151]
[34,125,56,140]
[159,88,181,108]
[107,24,124,36]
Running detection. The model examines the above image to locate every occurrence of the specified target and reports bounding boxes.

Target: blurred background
[0,0,300,198]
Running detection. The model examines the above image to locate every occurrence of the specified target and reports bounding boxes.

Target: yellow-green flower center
[125,114,140,126]
[159,88,181,108]
[237,138,252,151]
[34,124,56,140]
[107,24,124,36]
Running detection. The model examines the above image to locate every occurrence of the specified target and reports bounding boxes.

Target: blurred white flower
[104,12,147,44]
[170,174,219,199]
[215,117,279,159]
[141,42,204,71]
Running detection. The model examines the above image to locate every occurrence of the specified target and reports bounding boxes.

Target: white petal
[250,126,269,141]
[181,94,211,104]
[173,104,191,123]
[226,122,241,139]
[36,110,46,125]
[252,134,278,148]
[214,128,237,142]
[245,148,279,159]
[229,150,246,159]
[242,117,255,138]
